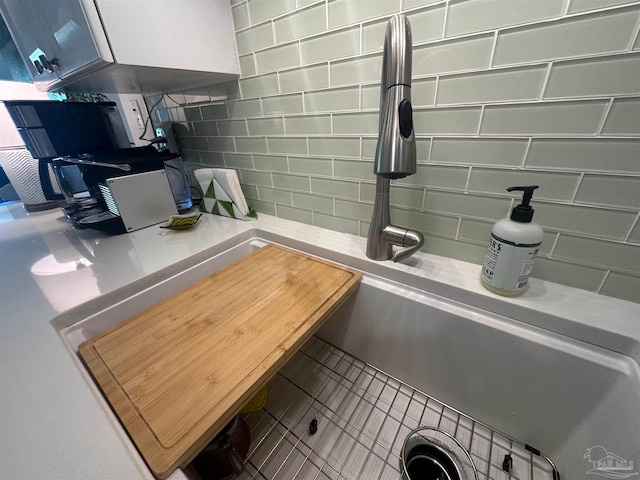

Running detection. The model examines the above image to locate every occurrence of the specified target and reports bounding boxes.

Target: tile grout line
[464,166,473,193]
[623,211,640,242]
[569,172,583,203]
[440,0,449,39]
[595,98,615,135]
[596,270,611,294]
[426,135,435,163]
[548,232,560,257]
[475,105,485,137]
[520,138,533,168]
[454,217,462,240]
[432,76,441,107]
[244,0,252,26]
[538,62,553,101]
[488,30,499,68]
[325,0,329,32]
[627,15,640,50]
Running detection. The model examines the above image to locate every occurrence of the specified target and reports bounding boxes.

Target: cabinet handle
[38,54,59,73]
[33,60,44,74]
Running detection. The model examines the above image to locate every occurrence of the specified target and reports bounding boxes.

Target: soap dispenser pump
[481,186,544,296]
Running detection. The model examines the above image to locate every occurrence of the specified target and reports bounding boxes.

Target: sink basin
[56,234,640,479]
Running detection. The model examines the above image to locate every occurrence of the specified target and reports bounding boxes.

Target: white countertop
[1,202,638,480]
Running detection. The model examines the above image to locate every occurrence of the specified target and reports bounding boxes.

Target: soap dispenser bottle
[481,186,543,296]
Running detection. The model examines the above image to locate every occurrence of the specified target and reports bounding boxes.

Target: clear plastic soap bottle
[481,186,543,296]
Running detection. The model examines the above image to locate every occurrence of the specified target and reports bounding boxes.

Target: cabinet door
[0,0,110,90]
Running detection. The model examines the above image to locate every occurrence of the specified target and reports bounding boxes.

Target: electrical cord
[138,93,166,141]
[164,93,184,107]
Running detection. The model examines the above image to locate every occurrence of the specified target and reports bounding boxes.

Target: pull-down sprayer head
[374,14,416,179]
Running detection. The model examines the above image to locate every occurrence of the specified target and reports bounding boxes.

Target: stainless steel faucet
[366,14,425,263]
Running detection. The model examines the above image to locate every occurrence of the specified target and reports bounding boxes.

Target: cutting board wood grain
[79,244,361,478]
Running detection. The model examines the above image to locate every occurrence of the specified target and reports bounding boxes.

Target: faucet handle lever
[392,229,424,262]
[381,226,425,263]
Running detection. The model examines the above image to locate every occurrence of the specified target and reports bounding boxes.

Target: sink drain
[404,442,460,480]
[401,427,478,480]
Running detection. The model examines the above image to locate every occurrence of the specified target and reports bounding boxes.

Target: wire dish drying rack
[196,336,559,480]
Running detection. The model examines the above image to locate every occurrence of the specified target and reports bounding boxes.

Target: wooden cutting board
[79,244,361,478]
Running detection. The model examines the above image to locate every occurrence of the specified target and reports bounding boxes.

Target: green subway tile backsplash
[334,159,374,181]
[305,87,360,113]
[257,186,292,205]
[238,169,272,187]
[267,137,308,154]
[216,119,248,136]
[334,198,372,221]
[277,204,313,224]
[235,137,268,153]
[197,151,221,165]
[247,117,285,135]
[284,115,331,135]
[253,154,289,172]
[311,177,360,199]
[332,112,379,135]
[292,192,334,213]
[224,153,253,170]
[201,104,228,120]
[208,137,236,152]
[289,156,333,176]
[272,173,311,191]
[261,94,304,115]
[309,137,360,158]
[227,99,262,118]
[313,212,359,235]
[159,0,640,302]
[279,64,329,92]
[193,121,218,137]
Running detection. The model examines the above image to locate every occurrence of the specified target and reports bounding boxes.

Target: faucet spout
[366,14,424,263]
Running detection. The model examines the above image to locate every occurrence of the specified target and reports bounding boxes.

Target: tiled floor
[236,336,557,480]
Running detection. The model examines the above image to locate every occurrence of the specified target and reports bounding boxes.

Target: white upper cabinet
[0,0,239,94]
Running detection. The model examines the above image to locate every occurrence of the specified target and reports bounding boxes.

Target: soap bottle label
[481,234,541,291]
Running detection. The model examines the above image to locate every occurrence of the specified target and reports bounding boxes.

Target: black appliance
[4,100,131,159]
[53,147,178,234]
[5,101,178,234]
[4,99,131,204]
